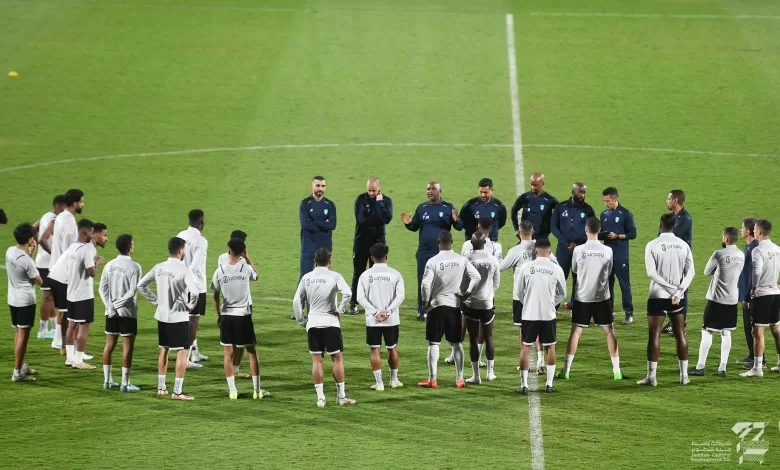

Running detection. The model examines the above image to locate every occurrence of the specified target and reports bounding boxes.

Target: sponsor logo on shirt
[222,275,248,284]
[725,256,744,264]
[368,275,391,283]
[530,267,554,276]
[157,269,176,278]
[305,278,327,286]
[581,252,606,259]
[439,261,460,270]
[109,266,127,273]
[562,210,568,217]
[661,244,684,251]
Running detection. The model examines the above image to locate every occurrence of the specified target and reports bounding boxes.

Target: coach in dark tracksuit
[551,183,595,296]
[299,176,337,279]
[511,172,558,240]
[600,187,636,323]
[349,178,393,314]
[737,218,759,365]
[460,178,507,242]
[401,182,463,320]
[664,190,692,330]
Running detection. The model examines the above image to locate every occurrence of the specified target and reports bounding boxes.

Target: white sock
[696,330,713,369]
[74,349,83,365]
[336,382,345,399]
[48,318,56,329]
[755,355,763,370]
[546,364,555,387]
[53,324,62,346]
[192,339,199,353]
[390,368,398,382]
[611,356,621,374]
[648,361,658,379]
[453,343,465,380]
[373,369,383,386]
[447,345,454,361]
[478,342,484,362]
[487,359,494,376]
[122,367,130,386]
[520,369,528,388]
[39,320,47,333]
[471,361,480,378]
[103,365,112,383]
[719,331,731,371]
[158,375,166,390]
[679,359,689,378]
[66,345,75,362]
[233,365,240,375]
[314,383,325,400]
[564,354,574,373]
[252,376,260,392]
[536,350,544,365]
[427,344,440,381]
[226,376,236,393]
[13,369,21,378]
[173,377,184,394]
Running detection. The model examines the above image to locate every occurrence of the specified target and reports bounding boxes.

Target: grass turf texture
[1,0,780,468]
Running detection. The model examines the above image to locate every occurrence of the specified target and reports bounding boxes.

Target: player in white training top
[6,223,43,382]
[176,209,209,367]
[99,234,142,392]
[558,217,622,381]
[217,230,251,378]
[138,237,199,400]
[33,194,66,340]
[356,243,405,391]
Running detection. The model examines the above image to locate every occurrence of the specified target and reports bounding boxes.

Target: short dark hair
[742,217,757,237]
[53,194,68,206]
[168,237,186,255]
[228,238,246,256]
[471,234,485,251]
[78,219,94,230]
[670,189,685,205]
[13,223,35,244]
[723,227,739,244]
[0,209,7,225]
[660,213,675,232]
[602,187,618,198]
[519,220,533,234]
[585,217,601,234]
[230,230,247,241]
[756,219,772,236]
[314,248,331,266]
[478,178,493,188]
[65,189,84,206]
[312,176,325,182]
[188,209,204,223]
[370,243,389,260]
[116,234,133,255]
[477,215,493,230]
[92,222,107,232]
[437,230,453,245]
[535,238,551,249]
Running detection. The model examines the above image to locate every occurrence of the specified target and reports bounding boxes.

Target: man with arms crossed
[33,194,66,339]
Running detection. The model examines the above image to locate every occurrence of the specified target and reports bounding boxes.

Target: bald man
[511,172,558,240]
[349,177,394,315]
[551,183,596,307]
[401,182,463,321]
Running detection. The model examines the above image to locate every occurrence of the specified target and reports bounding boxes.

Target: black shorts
[366,325,399,349]
[752,295,780,327]
[105,316,138,336]
[308,327,343,356]
[513,300,523,326]
[572,300,613,327]
[426,306,462,344]
[9,304,36,328]
[39,268,51,291]
[190,293,207,316]
[647,298,685,317]
[219,315,256,347]
[463,306,495,325]
[67,299,95,323]
[158,321,190,350]
[50,279,68,312]
[522,319,557,346]
[702,301,738,331]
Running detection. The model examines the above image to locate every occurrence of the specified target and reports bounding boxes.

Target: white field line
[506,12,544,470]
[530,12,780,20]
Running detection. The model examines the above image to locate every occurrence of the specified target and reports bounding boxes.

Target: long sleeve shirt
[421,250,480,309]
[516,257,567,321]
[751,239,780,298]
[99,255,142,318]
[551,199,596,247]
[644,233,695,300]
[404,200,463,253]
[673,207,693,247]
[176,226,208,294]
[703,245,744,305]
[738,239,759,302]
[462,251,500,309]
[356,263,404,327]
[599,204,637,261]
[572,240,613,302]
[211,261,257,316]
[292,267,351,329]
[460,197,507,242]
[353,193,393,245]
[500,240,536,301]
[510,191,558,239]
[300,196,337,254]
[138,258,199,323]
[461,239,503,263]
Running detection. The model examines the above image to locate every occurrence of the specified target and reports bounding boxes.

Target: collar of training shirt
[185,226,202,236]
[167,257,185,265]
[584,240,602,247]
[313,266,330,272]
[116,255,132,260]
[658,232,677,240]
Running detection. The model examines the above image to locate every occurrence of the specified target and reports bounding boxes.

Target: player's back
[425,250,470,307]
[519,257,566,321]
[646,233,691,287]
[753,240,780,297]
[572,240,613,302]
[464,251,499,309]
[358,263,404,326]
[213,262,256,314]
[102,256,142,317]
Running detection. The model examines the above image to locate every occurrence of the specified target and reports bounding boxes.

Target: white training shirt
[752,239,780,298]
[66,242,97,302]
[421,249,481,309]
[138,257,199,323]
[461,239,503,262]
[47,243,76,285]
[357,263,405,327]
[463,250,500,310]
[5,246,39,307]
[50,210,77,269]
[99,255,142,318]
[217,253,253,306]
[177,226,208,294]
[572,240,613,303]
[645,233,695,300]
[516,256,567,321]
[211,261,257,316]
[35,211,57,269]
[703,245,744,305]
[293,267,352,330]
[501,240,536,301]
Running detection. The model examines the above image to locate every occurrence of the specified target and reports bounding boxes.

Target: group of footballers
[5,179,780,406]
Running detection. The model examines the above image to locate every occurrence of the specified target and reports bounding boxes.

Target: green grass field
[2,0,780,468]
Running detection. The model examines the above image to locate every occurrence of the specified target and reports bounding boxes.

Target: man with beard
[460,178,507,242]
[511,172,558,240]
[34,194,67,339]
[662,189,693,334]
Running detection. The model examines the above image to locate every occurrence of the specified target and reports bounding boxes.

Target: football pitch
[2,0,780,468]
